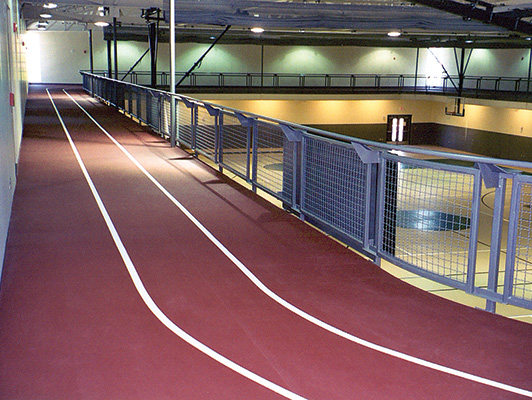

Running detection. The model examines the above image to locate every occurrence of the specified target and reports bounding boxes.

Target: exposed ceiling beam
[412,0,532,35]
[162,1,506,33]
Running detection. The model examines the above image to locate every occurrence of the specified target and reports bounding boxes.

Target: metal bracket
[280,124,304,142]
[235,112,255,128]
[476,162,506,188]
[351,142,380,164]
[204,104,220,117]
[181,97,195,109]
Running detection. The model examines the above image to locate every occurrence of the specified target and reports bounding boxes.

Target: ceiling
[21,0,532,48]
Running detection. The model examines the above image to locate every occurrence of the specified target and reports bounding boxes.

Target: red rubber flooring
[1,85,532,399]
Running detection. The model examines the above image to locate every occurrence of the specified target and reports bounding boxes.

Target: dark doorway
[387,115,412,144]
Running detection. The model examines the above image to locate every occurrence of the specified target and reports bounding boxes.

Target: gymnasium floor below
[0,85,531,399]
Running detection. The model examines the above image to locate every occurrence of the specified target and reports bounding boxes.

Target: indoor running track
[1,85,532,399]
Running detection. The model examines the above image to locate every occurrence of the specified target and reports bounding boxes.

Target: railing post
[235,112,255,183]
[192,103,198,154]
[503,175,523,305]
[251,120,259,192]
[350,74,356,88]
[352,142,380,253]
[478,163,508,312]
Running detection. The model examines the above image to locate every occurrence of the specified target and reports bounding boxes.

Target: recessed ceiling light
[94,21,109,27]
[43,3,57,8]
[387,31,401,37]
[465,39,473,43]
[250,27,264,34]
[40,13,52,18]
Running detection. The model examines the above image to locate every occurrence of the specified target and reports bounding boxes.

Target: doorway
[387,115,412,144]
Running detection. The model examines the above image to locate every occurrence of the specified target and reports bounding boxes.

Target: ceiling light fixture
[250,27,264,34]
[43,3,57,8]
[36,21,49,30]
[387,31,401,37]
[40,13,52,18]
[94,21,110,27]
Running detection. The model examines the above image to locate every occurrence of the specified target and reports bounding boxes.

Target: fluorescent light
[94,21,109,27]
[39,13,52,18]
[250,27,264,34]
[387,31,401,37]
[43,3,57,8]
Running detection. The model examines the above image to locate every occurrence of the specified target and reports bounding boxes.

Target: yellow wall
[197,94,532,139]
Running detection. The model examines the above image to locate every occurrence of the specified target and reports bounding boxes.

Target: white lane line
[46,89,306,400]
[65,89,532,398]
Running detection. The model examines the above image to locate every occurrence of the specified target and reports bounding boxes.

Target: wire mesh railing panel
[379,156,478,286]
[195,106,217,160]
[115,82,125,110]
[253,120,295,204]
[83,74,89,90]
[506,177,532,305]
[301,135,367,243]
[146,91,159,131]
[130,88,138,117]
[139,90,148,123]
[176,100,193,148]
[160,96,171,139]
[219,112,250,180]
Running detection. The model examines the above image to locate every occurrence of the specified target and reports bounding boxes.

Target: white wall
[25,29,532,84]
[26,30,90,83]
[0,0,26,274]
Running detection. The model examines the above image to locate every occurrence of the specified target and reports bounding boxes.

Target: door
[386,114,412,144]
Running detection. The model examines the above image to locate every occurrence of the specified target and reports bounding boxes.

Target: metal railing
[82,71,532,312]
[89,70,532,101]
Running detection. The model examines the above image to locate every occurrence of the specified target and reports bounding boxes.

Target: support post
[458,47,466,96]
[149,21,158,88]
[414,47,419,93]
[261,45,264,90]
[170,0,176,148]
[107,39,112,78]
[527,47,532,97]
[89,29,94,74]
[113,17,118,80]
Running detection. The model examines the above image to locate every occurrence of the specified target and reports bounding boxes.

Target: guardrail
[82,71,532,312]
[89,70,532,101]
